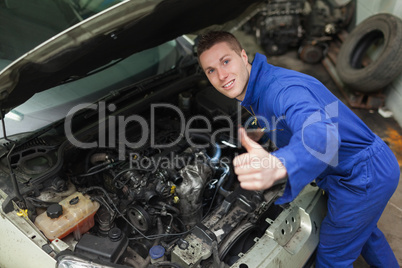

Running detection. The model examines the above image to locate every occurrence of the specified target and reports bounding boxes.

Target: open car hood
[0,0,263,111]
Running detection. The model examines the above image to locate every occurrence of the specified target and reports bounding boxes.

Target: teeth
[223,80,234,88]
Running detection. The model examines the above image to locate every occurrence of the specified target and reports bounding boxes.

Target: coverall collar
[240,53,273,107]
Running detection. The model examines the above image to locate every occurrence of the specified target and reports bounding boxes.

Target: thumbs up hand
[233,128,287,191]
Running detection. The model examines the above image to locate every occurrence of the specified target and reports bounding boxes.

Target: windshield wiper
[60,58,125,85]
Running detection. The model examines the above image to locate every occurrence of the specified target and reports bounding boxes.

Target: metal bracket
[266,207,300,247]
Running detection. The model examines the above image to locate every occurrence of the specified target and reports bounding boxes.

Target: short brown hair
[197,31,243,58]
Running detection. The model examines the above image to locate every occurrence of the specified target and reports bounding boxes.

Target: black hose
[202,162,230,220]
[25,197,57,208]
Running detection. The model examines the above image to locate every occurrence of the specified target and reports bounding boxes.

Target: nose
[217,68,228,80]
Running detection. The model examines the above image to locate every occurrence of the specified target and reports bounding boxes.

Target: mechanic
[197,31,400,267]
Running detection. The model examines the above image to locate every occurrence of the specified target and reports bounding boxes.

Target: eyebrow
[204,54,231,72]
[219,54,230,62]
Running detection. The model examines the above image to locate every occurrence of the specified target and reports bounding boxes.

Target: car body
[0,1,326,267]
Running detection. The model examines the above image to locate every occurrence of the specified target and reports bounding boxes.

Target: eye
[223,60,229,65]
[207,69,214,74]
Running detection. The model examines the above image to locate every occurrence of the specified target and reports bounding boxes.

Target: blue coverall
[241,53,400,267]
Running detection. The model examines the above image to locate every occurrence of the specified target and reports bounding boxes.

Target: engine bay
[0,74,323,268]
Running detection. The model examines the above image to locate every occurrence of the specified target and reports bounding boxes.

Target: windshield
[2,40,181,136]
[0,0,184,138]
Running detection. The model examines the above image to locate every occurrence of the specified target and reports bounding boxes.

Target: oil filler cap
[46,204,63,219]
[108,227,122,242]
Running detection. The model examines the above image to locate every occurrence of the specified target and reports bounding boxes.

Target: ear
[241,49,248,65]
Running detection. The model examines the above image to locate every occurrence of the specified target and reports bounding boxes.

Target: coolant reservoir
[34,192,100,241]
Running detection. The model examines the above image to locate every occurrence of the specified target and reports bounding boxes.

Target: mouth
[223,79,235,89]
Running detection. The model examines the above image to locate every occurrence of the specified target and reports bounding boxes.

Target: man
[197,31,400,267]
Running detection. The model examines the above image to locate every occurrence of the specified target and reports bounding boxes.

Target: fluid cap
[69,196,79,205]
[149,245,165,260]
[46,204,63,219]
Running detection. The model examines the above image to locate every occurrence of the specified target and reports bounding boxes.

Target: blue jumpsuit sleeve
[270,86,340,204]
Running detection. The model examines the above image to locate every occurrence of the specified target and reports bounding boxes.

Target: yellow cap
[170,185,176,194]
[17,209,28,219]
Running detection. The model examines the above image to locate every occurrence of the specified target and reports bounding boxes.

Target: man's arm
[269,86,340,204]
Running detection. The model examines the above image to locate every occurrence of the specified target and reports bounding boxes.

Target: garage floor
[234,30,402,266]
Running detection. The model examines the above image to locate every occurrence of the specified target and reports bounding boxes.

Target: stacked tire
[336,13,402,93]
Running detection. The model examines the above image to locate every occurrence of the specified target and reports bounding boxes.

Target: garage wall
[356,0,402,127]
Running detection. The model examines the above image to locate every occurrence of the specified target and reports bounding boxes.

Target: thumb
[239,127,260,152]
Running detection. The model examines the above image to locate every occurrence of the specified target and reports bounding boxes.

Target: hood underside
[0,0,263,111]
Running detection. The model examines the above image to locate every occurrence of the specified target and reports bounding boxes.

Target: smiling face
[199,42,251,101]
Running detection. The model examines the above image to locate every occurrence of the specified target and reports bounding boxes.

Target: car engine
[244,0,355,62]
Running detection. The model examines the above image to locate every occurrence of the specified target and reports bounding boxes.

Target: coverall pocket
[324,160,370,227]
[337,160,369,196]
